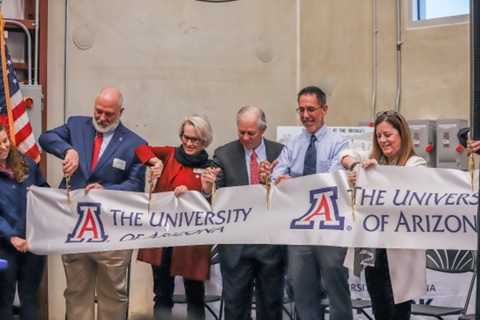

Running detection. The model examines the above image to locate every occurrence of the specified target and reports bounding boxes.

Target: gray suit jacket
[212,138,284,268]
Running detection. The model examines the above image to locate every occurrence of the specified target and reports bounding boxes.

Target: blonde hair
[178,114,213,148]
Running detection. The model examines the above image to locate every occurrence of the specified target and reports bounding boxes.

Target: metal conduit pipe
[34,0,39,85]
[395,0,403,111]
[4,20,32,85]
[64,0,70,121]
[296,0,300,93]
[371,0,378,122]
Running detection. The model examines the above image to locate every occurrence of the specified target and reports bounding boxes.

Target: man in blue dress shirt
[266,86,353,320]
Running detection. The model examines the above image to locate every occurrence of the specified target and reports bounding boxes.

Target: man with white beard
[39,87,147,320]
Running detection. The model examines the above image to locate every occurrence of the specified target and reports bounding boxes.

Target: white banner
[26,166,478,255]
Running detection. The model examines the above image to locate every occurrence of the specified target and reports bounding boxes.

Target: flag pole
[0,12,15,144]
[0,11,41,162]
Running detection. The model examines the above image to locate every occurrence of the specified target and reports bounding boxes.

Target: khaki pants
[63,249,132,320]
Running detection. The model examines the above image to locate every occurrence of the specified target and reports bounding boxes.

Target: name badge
[113,158,126,171]
[193,168,205,174]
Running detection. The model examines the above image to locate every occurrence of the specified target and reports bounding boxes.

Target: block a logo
[291,186,345,230]
[66,202,108,243]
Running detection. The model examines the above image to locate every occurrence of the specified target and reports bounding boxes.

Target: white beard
[93,119,120,133]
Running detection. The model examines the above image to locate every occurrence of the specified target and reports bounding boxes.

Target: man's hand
[63,149,79,177]
[467,140,480,156]
[259,159,278,184]
[274,174,291,185]
[85,183,105,193]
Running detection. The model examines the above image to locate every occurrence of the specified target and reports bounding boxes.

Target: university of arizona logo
[291,187,345,230]
[66,202,108,243]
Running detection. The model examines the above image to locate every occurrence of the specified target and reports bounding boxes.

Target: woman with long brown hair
[340,110,427,320]
[0,122,49,319]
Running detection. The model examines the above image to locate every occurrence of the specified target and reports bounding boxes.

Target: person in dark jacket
[0,122,49,319]
[201,106,285,320]
[458,127,480,155]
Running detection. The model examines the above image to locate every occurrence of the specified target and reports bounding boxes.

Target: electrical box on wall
[408,120,436,168]
[19,84,43,151]
[358,121,373,128]
[436,119,468,170]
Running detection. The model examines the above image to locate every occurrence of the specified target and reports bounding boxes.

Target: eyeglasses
[376,110,399,118]
[296,106,323,114]
[180,134,203,144]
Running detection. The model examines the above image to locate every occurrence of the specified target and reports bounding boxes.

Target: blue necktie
[303,135,317,176]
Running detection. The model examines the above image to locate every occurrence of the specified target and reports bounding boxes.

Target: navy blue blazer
[38,116,147,192]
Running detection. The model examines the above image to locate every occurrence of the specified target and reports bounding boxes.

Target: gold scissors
[66,176,72,208]
[148,179,156,214]
[348,170,356,221]
[210,166,217,203]
[265,166,272,209]
[469,140,475,191]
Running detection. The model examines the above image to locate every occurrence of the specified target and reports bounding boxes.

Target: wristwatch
[350,161,360,171]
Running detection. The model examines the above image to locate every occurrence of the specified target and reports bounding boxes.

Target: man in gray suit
[201,106,285,320]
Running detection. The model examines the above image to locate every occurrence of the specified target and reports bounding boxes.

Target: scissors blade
[66,176,71,208]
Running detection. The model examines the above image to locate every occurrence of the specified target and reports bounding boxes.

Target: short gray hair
[178,113,213,148]
[236,106,266,130]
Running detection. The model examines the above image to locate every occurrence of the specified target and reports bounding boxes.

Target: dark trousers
[152,247,205,320]
[365,249,411,320]
[220,245,285,320]
[0,243,46,320]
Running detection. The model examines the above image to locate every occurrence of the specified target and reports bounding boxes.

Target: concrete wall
[45,0,470,319]
[47,0,297,318]
[299,0,469,125]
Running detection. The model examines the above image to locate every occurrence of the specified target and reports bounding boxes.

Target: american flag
[0,15,41,163]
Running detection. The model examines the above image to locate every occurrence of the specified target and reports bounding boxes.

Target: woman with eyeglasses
[339,110,427,320]
[135,114,213,320]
